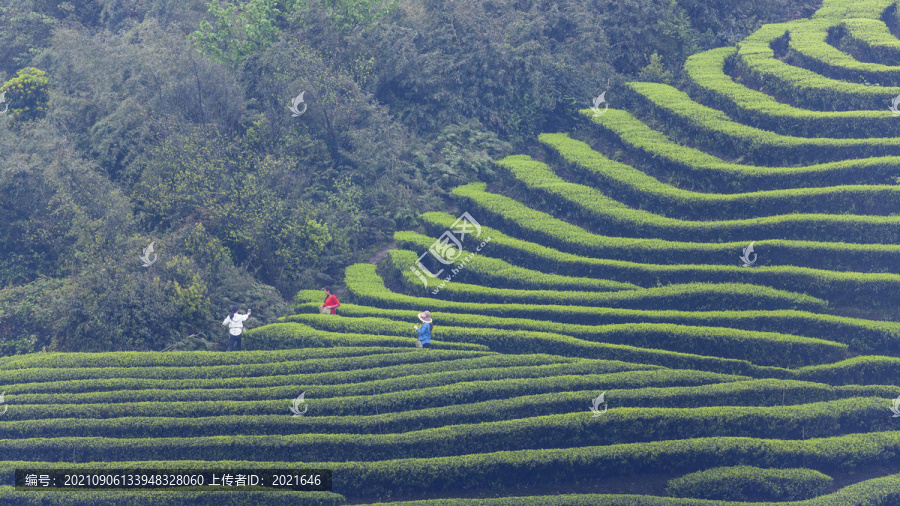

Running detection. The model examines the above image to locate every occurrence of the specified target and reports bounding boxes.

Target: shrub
[665,465,833,501]
[0,67,50,122]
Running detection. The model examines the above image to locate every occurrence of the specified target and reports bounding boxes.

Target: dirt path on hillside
[368,242,396,264]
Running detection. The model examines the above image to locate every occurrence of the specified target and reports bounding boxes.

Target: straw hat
[417,311,433,323]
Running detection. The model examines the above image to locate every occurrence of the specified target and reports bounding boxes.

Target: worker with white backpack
[222,304,251,351]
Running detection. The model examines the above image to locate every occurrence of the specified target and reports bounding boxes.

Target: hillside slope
[3,0,900,503]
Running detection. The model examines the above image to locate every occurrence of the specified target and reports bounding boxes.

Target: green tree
[189,0,284,67]
[246,37,440,246]
[0,67,50,122]
[414,120,513,191]
[39,21,245,187]
[294,0,398,32]
[354,0,613,145]
[189,0,398,67]
[0,278,64,355]
[638,51,674,84]
[0,3,56,76]
[136,122,332,295]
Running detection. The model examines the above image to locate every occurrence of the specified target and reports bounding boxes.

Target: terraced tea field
[3,0,900,503]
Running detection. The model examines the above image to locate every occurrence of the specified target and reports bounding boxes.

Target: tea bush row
[682,47,894,138]
[448,183,900,274]
[584,108,900,191]
[500,150,900,242]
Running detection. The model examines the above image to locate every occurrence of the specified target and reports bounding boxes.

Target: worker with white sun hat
[413,310,433,348]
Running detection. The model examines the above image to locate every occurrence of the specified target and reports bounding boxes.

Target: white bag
[319,306,332,315]
[414,339,423,348]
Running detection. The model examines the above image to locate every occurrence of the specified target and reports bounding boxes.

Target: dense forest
[0,0,821,355]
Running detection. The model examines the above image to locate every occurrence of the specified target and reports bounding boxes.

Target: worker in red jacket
[321,286,340,315]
